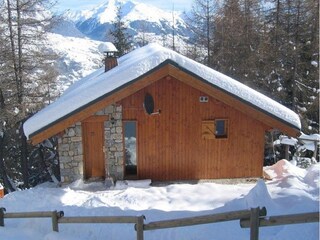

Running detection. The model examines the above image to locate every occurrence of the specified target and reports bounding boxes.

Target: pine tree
[212,0,245,78]
[0,0,59,190]
[212,0,262,87]
[261,0,319,133]
[185,0,220,66]
[108,4,132,57]
[295,0,319,133]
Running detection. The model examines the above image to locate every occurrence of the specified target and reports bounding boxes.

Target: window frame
[123,120,138,179]
[215,119,229,139]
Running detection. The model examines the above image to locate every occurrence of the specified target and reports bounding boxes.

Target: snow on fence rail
[0,207,318,240]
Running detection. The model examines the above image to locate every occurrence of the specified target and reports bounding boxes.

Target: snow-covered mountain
[60,0,191,46]
[47,0,193,93]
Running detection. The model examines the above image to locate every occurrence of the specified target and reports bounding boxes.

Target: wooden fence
[0,207,318,240]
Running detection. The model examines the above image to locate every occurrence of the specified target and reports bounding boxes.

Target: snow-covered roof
[24,43,301,139]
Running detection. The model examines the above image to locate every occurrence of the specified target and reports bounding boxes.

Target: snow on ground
[0,160,319,240]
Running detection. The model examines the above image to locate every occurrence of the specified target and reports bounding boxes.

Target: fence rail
[240,212,320,228]
[0,209,63,232]
[142,208,266,231]
[0,207,318,240]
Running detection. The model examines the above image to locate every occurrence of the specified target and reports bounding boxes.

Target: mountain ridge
[60,0,191,43]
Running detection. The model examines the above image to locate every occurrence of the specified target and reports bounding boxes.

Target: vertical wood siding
[82,118,106,179]
[120,77,267,181]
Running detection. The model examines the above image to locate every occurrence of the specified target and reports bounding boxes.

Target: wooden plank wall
[120,76,267,181]
[82,120,105,179]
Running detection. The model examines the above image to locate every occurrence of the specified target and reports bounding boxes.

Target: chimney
[98,42,118,72]
[105,56,118,72]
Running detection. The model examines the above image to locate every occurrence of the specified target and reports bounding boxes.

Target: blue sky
[55,0,193,12]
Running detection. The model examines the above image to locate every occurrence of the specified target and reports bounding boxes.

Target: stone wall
[58,123,83,183]
[103,104,124,180]
[58,104,124,183]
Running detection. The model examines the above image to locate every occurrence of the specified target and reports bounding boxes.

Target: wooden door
[82,116,107,179]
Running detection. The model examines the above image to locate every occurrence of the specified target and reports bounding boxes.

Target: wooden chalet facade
[120,73,268,180]
[23,43,301,183]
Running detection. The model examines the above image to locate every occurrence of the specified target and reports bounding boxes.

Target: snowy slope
[46,32,104,91]
[51,19,86,39]
[0,160,319,239]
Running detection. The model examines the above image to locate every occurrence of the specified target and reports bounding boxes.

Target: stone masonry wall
[58,104,124,183]
[103,104,124,180]
[58,123,83,183]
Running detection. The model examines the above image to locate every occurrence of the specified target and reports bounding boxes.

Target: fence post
[250,207,260,240]
[51,210,59,232]
[136,215,145,240]
[0,207,5,227]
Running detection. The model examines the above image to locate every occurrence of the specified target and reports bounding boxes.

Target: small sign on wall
[199,96,209,103]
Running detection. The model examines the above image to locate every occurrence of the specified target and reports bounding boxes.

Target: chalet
[23,43,301,183]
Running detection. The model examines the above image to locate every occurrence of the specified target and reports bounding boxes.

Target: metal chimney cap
[98,42,118,54]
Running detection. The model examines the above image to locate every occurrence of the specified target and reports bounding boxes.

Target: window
[215,119,228,138]
[123,121,137,177]
[201,119,228,139]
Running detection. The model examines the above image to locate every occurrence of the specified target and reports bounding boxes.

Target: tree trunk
[16,0,24,111]
[6,0,20,100]
[206,0,210,65]
[20,121,29,188]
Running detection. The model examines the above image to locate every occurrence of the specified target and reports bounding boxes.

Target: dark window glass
[124,121,137,176]
[215,119,228,138]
